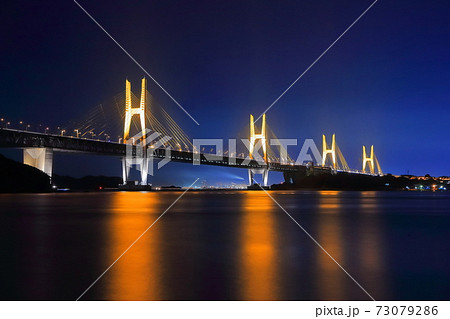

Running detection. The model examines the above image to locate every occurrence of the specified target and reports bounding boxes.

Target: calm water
[0,190,449,300]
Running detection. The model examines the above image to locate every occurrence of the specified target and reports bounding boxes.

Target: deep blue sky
[1,1,449,185]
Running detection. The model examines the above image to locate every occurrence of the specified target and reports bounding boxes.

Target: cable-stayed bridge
[0,78,382,187]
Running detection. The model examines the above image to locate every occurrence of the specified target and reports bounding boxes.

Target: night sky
[1,1,449,186]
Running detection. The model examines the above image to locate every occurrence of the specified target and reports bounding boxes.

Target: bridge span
[0,128,308,184]
[0,78,381,187]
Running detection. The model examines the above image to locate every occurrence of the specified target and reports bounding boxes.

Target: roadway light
[45,127,49,134]
[26,124,30,131]
[6,122,10,128]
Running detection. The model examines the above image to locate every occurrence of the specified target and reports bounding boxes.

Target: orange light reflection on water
[104,192,163,300]
[315,191,387,300]
[358,192,386,299]
[316,190,344,299]
[239,191,279,300]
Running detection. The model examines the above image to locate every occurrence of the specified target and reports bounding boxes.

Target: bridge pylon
[362,145,374,174]
[248,114,269,186]
[322,134,336,170]
[122,78,149,185]
[124,78,147,142]
[362,145,383,175]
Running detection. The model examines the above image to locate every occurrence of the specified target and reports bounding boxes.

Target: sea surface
[0,190,449,301]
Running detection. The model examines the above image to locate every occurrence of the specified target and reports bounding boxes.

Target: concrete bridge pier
[23,148,53,178]
[122,157,131,185]
[140,156,149,185]
[121,154,150,186]
[248,168,269,187]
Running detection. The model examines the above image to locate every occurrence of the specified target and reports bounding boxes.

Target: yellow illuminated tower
[322,134,336,169]
[122,78,149,186]
[249,114,267,162]
[248,114,269,186]
[123,78,147,142]
[362,145,375,174]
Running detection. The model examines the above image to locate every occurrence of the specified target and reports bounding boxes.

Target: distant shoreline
[0,154,448,193]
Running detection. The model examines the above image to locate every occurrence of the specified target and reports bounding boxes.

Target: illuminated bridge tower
[124,78,147,141]
[248,113,269,186]
[362,145,375,174]
[322,134,336,170]
[362,145,383,175]
[122,78,149,185]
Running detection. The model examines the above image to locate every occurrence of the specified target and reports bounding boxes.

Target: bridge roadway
[0,128,306,173]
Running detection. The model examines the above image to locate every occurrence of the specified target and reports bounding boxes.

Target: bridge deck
[0,128,303,172]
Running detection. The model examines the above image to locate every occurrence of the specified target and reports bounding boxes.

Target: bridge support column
[362,145,383,175]
[121,78,150,186]
[23,148,53,178]
[122,157,131,184]
[124,78,147,142]
[322,134,336,169]
[248,168,269,187]
[248,113,269,187]
[362,145,374,174]
[140,155,149,186]
[121,153,149,185]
